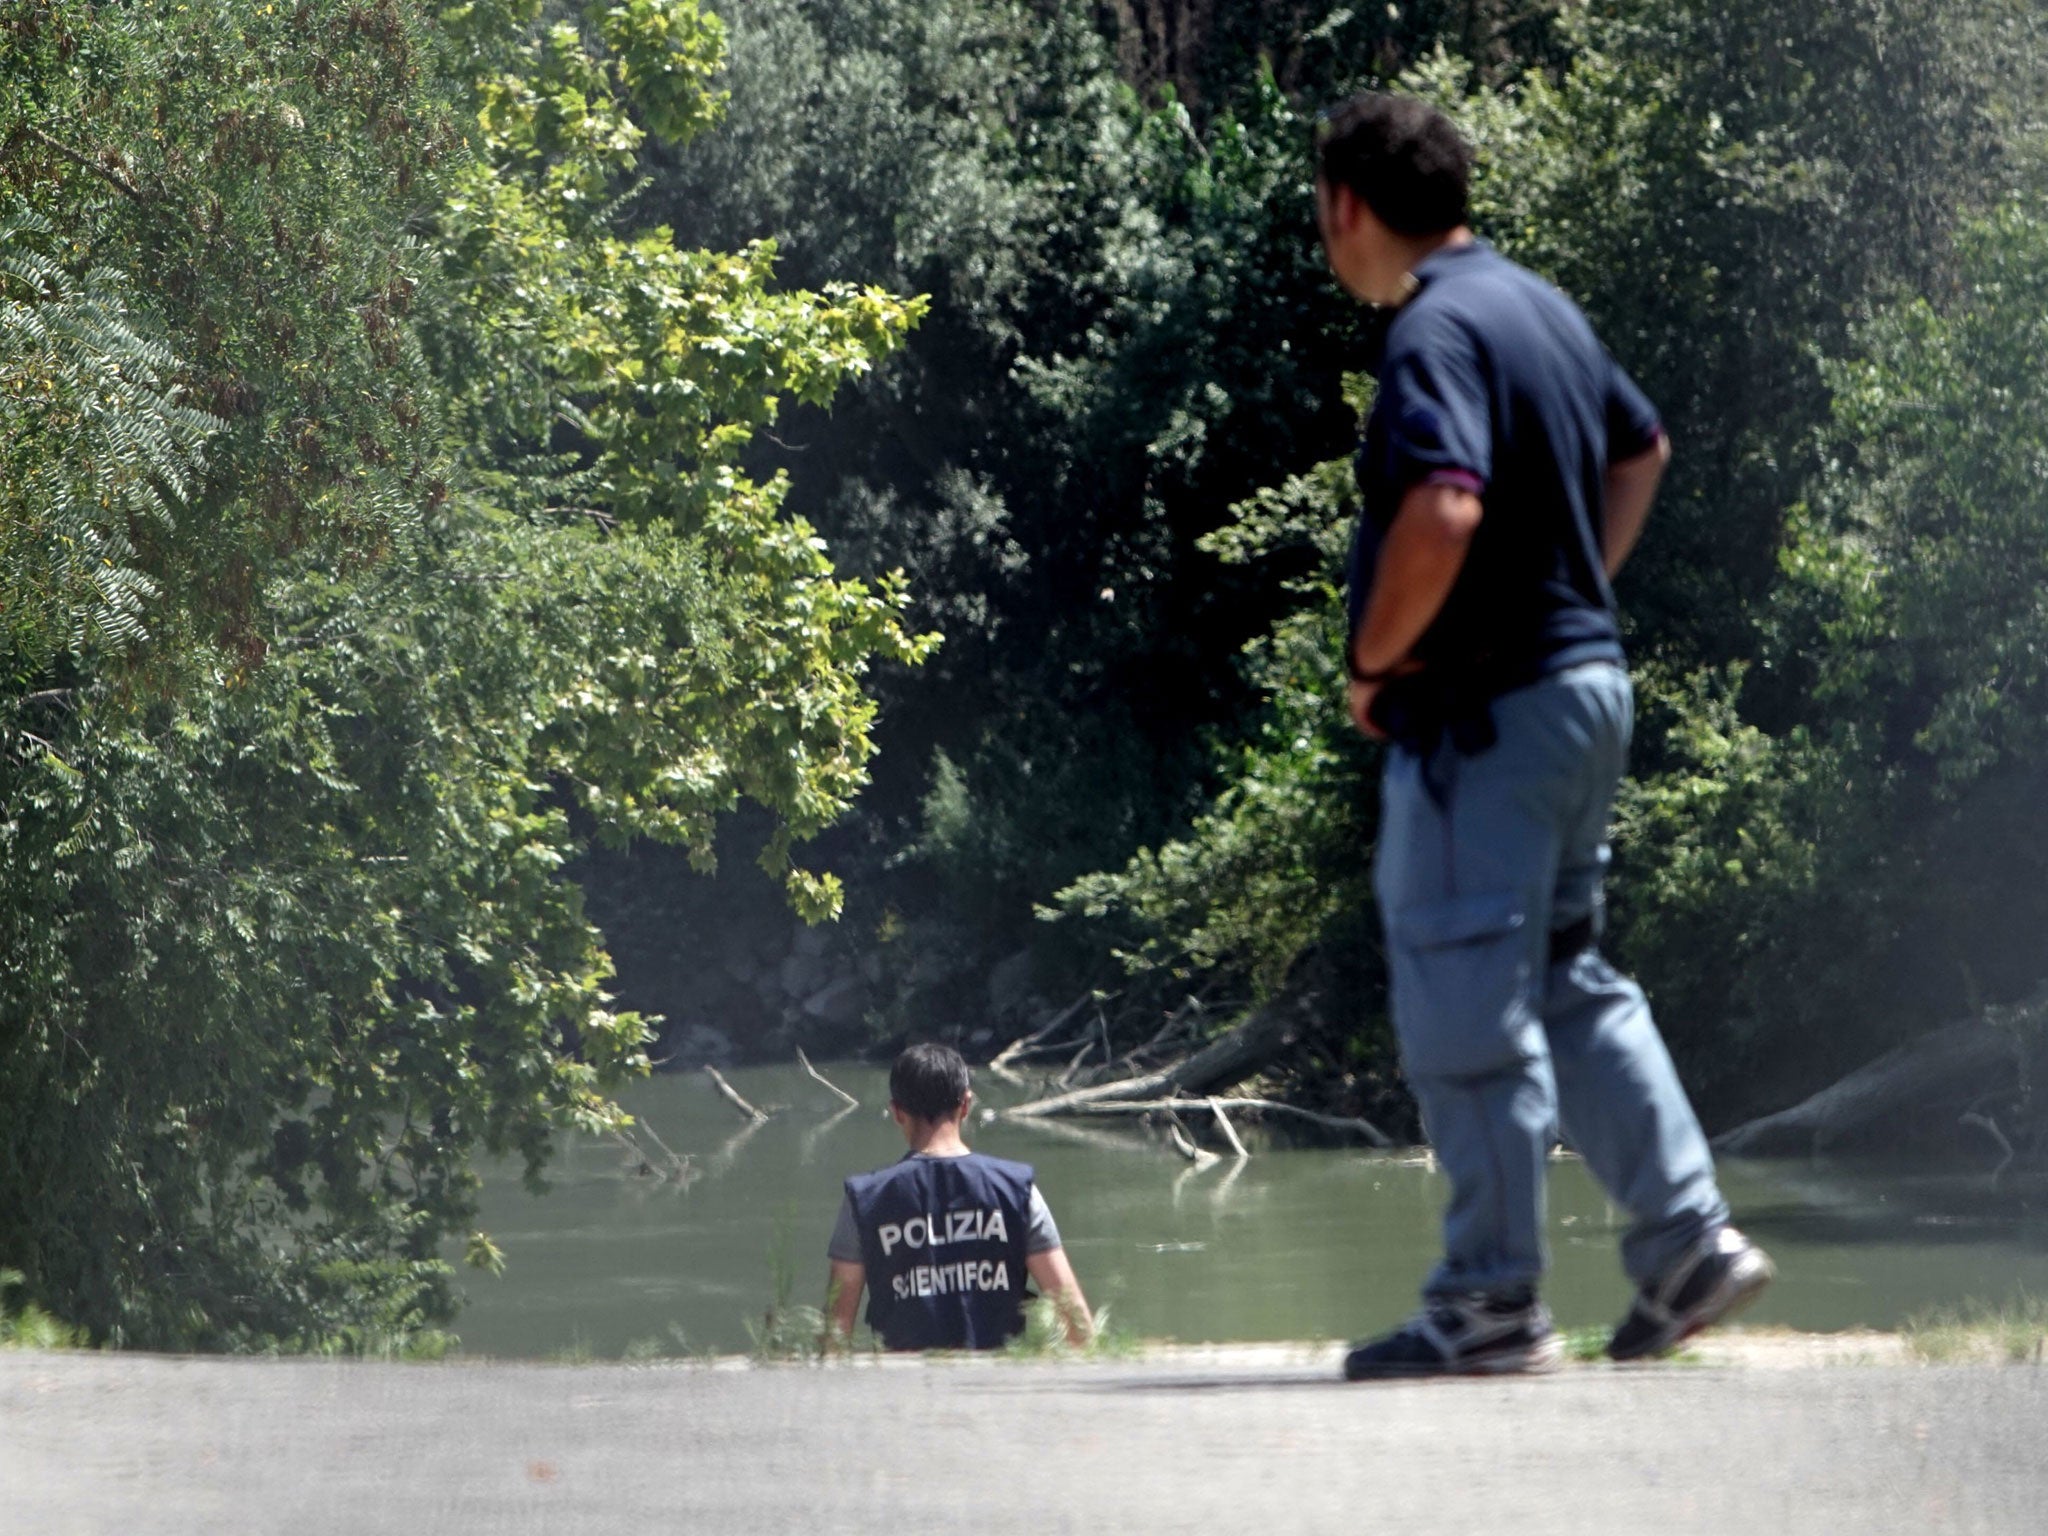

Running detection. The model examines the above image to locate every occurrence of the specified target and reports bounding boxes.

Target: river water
[449,1062,2048,1357]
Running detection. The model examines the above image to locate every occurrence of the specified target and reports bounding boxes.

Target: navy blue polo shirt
[1345,239,1662,690]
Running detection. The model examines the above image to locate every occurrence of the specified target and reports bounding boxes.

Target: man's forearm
[1349,482,1483,677]
[1052,1278,1094,1346]
[824,1260,864,1345]
[1602,434,1670,577]
[1025,1248,1094,1346]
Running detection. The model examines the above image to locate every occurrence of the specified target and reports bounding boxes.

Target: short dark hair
[1314,92,1471,236]
[890,1043,971,1122]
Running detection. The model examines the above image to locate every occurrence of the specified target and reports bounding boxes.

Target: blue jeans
[1373,661,1728,1299]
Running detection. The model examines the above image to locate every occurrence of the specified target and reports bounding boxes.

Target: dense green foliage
[600,0,1388,1033]
[1622,192,2048,1106]
[1062,1,2048,1123]
[612,0,2048,1134]
[1,0,925,1347]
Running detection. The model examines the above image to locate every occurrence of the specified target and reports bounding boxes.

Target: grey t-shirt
[827,1155,1062,1264]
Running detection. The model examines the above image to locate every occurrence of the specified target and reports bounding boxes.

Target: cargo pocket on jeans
[1384,890,1541,1079]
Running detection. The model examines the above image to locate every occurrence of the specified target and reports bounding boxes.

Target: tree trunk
[1712,1020,2027,1156]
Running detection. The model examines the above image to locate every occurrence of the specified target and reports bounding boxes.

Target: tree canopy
[1,0,927,1347]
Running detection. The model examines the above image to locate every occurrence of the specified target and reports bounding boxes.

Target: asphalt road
[4,1344,2045,1534]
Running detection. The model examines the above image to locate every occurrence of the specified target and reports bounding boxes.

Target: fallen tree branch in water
[1055,1033,1097,1089]
[1120,995,1238,1076]
[795,1048,858,1108]
[609,1126,694,1185]
[983,1057,1026,1088]
[704,1065,769,1123]
[1048,1095,1392,1148]
[1208,1097,1251,1160]
[989,992,1098,1072]
[634,1122,692,1179]
[1062,1003,1150,1092]
[1002,1001,1304,1121]
[610,1130,657,1177]
[1712,1014,2033,1156]
[1161,1107,1218,1167]
[635,1117,691,1175]
[996,1112,1162,1156]
[1139,994,1205,1056]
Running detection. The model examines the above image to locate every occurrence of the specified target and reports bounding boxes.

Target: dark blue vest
[843,1152,1035,1351]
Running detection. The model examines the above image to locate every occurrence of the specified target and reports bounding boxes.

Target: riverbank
[5,1336,2044,1534]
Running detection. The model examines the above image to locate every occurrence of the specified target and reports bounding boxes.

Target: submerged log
[610,1121,695,1185]
[1049,1095,1392,1148]
[1164,1120,1219,1167]
[1208,1097,1251,1160]
[1000,1112,1163,1157]
[704,1064,770,1124]
[988,992,1097,1072]
[1712,1019,2026,1157]
[1002,1000,1305,1121]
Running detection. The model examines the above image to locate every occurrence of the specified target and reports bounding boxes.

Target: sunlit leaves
[0,0,930,1349]
[0,214,222,669]
[2,0,457,656]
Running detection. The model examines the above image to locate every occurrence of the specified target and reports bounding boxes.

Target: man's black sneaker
[1607,1224,1775,1362]
[1343,1291,1565,1380]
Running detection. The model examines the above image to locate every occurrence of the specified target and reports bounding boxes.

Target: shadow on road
[961,1368,1451,1394]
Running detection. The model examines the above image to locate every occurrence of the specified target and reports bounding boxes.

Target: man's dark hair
[890,1043,972,1122]
[1314,92,1471,236]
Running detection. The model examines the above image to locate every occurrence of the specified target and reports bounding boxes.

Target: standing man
[1315,94,1772,1379]
[825,1043,1093,1351]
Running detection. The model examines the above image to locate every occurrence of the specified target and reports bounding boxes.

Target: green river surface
[448,1062,2048,1357]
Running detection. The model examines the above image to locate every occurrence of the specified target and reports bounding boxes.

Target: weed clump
[1,1269,87,1350]
[1903,1293,2048,1364]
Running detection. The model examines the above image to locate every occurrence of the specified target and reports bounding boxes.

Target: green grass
[746,1298,828,1363]
[746,1210,830,1363]
[1000,1298,1140,1361]
[1902,1293,2048,1365]
[298,1325,457,1361]
[1561,1322,1702,1366]
[1563,1325,1609,1363]
[542,1328,601,1365]
[621,1323,712,1363]
[746,1289,1140,1365]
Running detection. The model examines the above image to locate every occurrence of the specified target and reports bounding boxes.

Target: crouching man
[825,1043,1093,1351]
